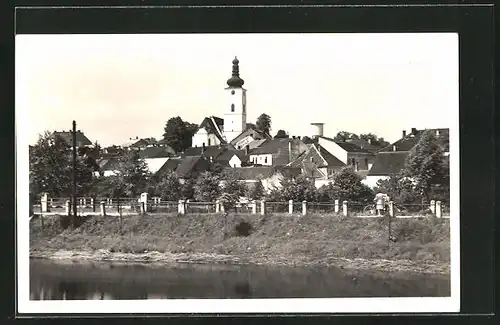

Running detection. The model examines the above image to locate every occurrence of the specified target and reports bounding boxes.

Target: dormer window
[231,104,235,112]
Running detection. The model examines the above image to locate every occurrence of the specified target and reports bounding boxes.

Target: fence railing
[32,193,450,219]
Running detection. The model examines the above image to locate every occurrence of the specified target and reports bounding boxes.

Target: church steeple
[226,56,245,88]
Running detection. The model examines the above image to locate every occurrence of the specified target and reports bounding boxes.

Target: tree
[274,129,288,139]
[255,113,271,136]
[247,180,265,200]
[162,117,198,153]
[333,131,359,142]
[301,136,314,144]
[360,133,390,147]
[267,174,318,202]
[220,170,246,197]
[194,172,221,202]
[154,170,182,201]
[373,175,421,206]
[402,130,448,202]
[323,166,373,203]
[29,132,96,198]
[180,178,195,200]
[98,150,151,198]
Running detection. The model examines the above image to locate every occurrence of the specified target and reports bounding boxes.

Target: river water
[30,258,450,300]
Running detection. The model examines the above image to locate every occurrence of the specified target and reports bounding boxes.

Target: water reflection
[30,258,450,300]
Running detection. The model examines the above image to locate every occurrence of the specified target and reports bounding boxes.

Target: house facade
[222,166,301,193]
[248,138,309,167]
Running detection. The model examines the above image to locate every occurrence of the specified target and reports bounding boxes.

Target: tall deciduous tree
[402,130,448,202]
[255,113,271,136]
[99,150,151,198]
[323,166,373,203]
[333,131,359,142]
[274,129,288,139]
[162,117,198,153]
[194,172,221,202]
[359,133,390,147]
[29,132,96,198]
[154,170,181,201]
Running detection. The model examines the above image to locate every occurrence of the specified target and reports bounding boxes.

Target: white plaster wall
[192,129,221,147]
[315,179,333,189]
[249,154,273,166]
[144,157,169,174]
[318,138,348,164]
[228,155,242,168]
[224,87,247,143]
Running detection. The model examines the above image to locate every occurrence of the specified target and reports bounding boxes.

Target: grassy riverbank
[30,213,450,274]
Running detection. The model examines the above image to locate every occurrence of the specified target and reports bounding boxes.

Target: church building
[191,57,268,149]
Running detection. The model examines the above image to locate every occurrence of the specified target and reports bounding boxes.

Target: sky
[16,33,459,147]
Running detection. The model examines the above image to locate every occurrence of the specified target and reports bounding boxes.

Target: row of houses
[61,125,448,191]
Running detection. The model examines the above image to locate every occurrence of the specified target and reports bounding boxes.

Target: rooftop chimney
[297,136,301,140]
[411,128,417,134]
[402,130,407,137]
[392,145,397,152]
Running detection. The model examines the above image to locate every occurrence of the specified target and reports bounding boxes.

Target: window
[231,104,235,112]
[231,90,235,95]
[208,139,211,146]
[264,156,268,164]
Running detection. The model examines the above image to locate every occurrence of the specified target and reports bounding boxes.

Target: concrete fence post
[252,201,257,214]
[429,200,436,215]
[289,200,294,214]
[435,201,442,218]
[215,200,220,213]
[302,200,307,216]
[388,201,394,217]
[260,200,266,215]
[41,193,49,213]
[140,193,149,213]
[100,201,106,216]
[334,199,339,214]
[65,200,71,216]
[178,200,186,215]
[342,200,348,217]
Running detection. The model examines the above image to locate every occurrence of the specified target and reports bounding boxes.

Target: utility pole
[72,120,77,228]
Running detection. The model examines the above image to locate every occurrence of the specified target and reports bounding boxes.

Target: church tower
[224,57,247,143]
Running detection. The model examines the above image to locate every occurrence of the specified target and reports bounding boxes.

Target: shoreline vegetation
[30,213,450,275]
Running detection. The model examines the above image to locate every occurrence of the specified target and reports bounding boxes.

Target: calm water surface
[30,258,450,300]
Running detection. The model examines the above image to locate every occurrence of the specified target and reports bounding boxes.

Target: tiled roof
[175,156,209,178]
[317,145,346,167]
[198,116,226,143]
[215,149,248,165]
[155,158,182,176]
[230,126,271,146]
[99,158,120,171]
[222,166,301,180]
[52,131,92,147]
[367,152,409,176]
[249,138,290,155]
[344,139,386,153]
[379,128,450,153]
[138,146,175,159]
[331,140,373,154]
[122,138,149,148]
